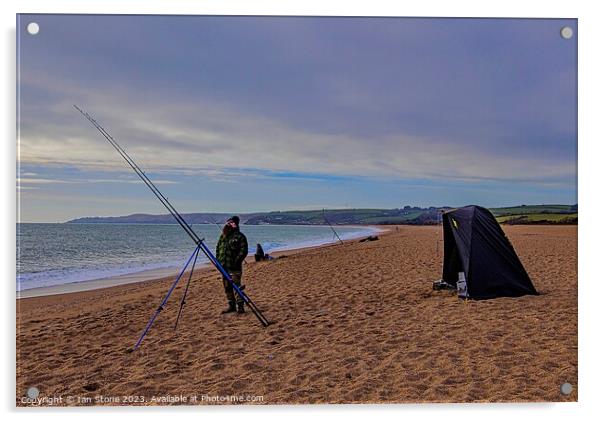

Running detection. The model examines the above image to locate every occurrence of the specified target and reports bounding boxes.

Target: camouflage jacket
[216,229,248,271]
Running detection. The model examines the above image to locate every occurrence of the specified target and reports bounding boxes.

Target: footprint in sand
[242,362,262,371]
[210,363,225,371]
[83,382,100,392]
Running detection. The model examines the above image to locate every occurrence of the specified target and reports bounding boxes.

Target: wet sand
[16,225,577,405]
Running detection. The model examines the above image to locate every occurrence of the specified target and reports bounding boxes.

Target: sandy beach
[16,225,577,405]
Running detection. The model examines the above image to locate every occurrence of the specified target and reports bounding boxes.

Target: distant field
[496,213,578,224]
[491,205,575,216]
[491,204,577,225]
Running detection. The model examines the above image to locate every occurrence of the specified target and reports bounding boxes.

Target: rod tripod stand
[131,239,270,351]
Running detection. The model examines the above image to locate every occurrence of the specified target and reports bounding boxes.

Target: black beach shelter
[441,206,538,299]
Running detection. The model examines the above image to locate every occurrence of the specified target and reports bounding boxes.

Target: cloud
[17,78,575,186]
[16,15,577,206]
[17,177,72,184]
[16,176,178,185]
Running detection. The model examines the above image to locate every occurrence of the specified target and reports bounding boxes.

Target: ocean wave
[17,225,382,292]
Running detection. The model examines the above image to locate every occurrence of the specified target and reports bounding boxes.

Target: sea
[16,223,380,292]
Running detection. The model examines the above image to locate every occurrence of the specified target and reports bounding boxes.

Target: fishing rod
[323,209,344,245]
[74,106,270,348]
[208,216,224,234]
[74,105,199,244]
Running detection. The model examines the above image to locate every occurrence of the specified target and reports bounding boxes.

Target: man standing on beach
[216,216,249,314]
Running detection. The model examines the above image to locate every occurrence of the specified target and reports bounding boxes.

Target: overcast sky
[17,15,577,222]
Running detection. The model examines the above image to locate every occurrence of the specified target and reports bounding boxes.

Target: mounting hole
[560,382,573,395]
[27,22,40,35]
[560,26,573,40]
[27,386,40,399]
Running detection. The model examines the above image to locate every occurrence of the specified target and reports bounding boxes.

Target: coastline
[17,225,386,299]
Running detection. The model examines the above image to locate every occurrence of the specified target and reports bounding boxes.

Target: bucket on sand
[457,272,469,299]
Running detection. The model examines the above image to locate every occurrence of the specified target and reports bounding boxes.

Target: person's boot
[221,301,236,314]
[237,302,245,314]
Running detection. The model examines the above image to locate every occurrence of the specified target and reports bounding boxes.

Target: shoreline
[17,225,386,299]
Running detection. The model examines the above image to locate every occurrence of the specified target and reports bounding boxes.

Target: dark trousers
[222,270,243,304]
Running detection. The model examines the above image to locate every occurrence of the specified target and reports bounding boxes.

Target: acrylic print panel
[16,15,577,406]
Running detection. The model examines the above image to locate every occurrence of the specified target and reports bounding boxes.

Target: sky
[17,15,577,223]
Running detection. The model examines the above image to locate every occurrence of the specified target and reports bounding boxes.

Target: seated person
[255,243,266,262]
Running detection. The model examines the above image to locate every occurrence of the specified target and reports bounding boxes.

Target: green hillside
[496,212,578,224]
[491,204,576,216]
[68,204,577,226]
[491,204,577,225]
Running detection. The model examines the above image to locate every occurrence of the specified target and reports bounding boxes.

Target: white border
[3,1,601,420]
